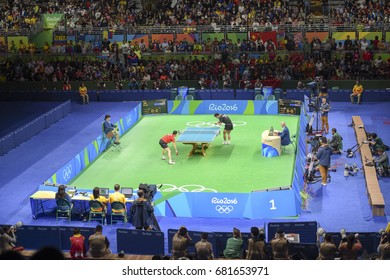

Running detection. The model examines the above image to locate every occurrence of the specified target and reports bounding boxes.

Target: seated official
[350,80,363,104]
[55,184,72,210]
[373,149,389,177]
[103,114,120,144]
[276,121,291,146]
[328,128,343,154]
[109,184,126,213]
[90,187,108,212]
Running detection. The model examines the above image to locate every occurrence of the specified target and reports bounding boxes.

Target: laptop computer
[98,187,110,198]
[121,187,133,198]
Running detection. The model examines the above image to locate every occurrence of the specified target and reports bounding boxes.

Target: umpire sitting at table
[276,121,291,147]
[103,114,120,144]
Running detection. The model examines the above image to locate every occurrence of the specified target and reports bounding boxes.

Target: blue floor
[0,101,389,254]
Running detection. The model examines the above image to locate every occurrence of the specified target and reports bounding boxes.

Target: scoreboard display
[278,99,302,115]
[142,99,168,115]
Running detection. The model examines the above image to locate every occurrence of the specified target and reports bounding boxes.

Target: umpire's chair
[102,123,121,151]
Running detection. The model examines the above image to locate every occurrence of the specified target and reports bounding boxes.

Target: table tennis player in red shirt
[159,130,179,164]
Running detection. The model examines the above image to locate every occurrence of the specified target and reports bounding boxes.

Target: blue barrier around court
[0,100,71,156]
[117,229,165,255]
[267,221,318,243]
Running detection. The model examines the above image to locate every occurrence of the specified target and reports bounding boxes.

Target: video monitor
[121,187,133,198]
[99,188,110,198]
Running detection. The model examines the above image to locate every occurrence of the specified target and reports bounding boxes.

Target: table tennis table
[176,126,221,156]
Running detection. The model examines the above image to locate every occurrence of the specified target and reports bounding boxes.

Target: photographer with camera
[223,227,243,259]
[270,228,290,260]
[372,148,389,177]
[338,232,362,260]
[246,227,269,260]
[377,231,390,260]
[0,223,23,254]
[320,97,330,134]
[317,232,337,260]
[172,226,192,260]
[368,132,385,154]
[103,114,120,145]
[328,128,343,154]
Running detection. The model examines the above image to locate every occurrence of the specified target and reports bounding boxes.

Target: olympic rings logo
[161,184,218,193]
[186,121,247,128]
[62,164,72,181]
[126,115,132,126]
[215,205,234,214]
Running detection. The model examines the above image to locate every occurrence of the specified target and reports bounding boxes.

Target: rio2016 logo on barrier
[62,164,73,181]
[208,104,238,111]
[211,197,238,214]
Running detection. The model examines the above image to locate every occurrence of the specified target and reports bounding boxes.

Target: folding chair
[89,200,106,224]
[110,201,127,224]
[56,198,72,222]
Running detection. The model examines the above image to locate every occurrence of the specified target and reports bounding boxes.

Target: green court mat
[71,114,299,193]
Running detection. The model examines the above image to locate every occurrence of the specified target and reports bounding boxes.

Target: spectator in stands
[0,226,19,254]
[314,137,332,186]
[90,187,108,212]
[109,184,126,213]
[128,78,139,89]
[88,225,111,258]
[103,114,120,144]
[338,233,362,260]
[55,184,72,209]
[223,227,243,259]
[30,247,65,260]
[195,232,214,260]
[79,82,89,104]
[373,148,389,177]
[63,80,72,91]
[130,189,154,230]
[172,226,192,260]
[317,233,337,260]
[270,228,290,260]
[70,228,86,259]
[246,227,269,260]
[320,97,330,134]
[377,232,390,260]
[328,128,343,154]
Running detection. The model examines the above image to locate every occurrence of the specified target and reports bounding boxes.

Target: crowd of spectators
[0,0,389,87]
[1,0,389,33]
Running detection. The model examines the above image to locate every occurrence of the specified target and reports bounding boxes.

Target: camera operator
[0,225,22,254]
[373,148,389,177]
[338,233,362,260]
[377,232,390,260]
[130,189,154,230]
[328,128,343,154]
[368,133,385,154]
[270,228,290,260]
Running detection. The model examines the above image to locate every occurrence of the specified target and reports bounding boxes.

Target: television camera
[138,183,163,202]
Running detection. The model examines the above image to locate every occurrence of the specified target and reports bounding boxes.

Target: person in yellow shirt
[90,187,108,212]
[79,82,89,104]
[350,80,363,104]
[109,184,126,213]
